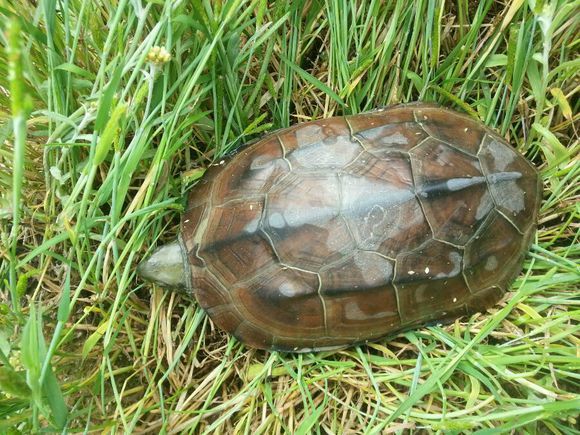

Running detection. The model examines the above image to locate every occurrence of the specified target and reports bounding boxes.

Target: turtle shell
[180,103,541,352]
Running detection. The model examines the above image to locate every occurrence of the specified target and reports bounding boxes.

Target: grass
[0,0,578,432]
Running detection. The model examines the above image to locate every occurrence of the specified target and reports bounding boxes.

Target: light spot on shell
[494,182,525,214]
[425,266,430,274]
[290,134,360,169]
[485,255,498,271]
[356,126,412,147]
[345,301,391,320]
[244,217,260,233]
[414,283,429,302]
[340,175,415,217]
[436,251,462,278]
[383,132,410,145]
[276,203,335,229]
[486,138,516,171]
[475,192,494,220]
[279,281,300,297]
[352,251,393,285]
[295,124,323,145]
[269,212,285,228]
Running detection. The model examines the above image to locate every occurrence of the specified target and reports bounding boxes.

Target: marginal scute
[397,280,470,326]
[234,321,274,349]
[207,306,243,334]
[272,334,357,352]
[183,103,540,351]
[410,138,494,245]
[186,178,213,210]
[466,286,505,312]
[395,278,472,326]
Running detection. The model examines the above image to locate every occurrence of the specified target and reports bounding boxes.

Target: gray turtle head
[137,240,188,291]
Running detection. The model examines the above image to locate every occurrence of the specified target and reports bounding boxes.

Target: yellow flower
[147,46,171,64]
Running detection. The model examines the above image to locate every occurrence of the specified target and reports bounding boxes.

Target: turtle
[138,102,541,352]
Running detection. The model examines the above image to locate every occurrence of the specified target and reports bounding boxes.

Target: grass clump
[0,0,578,432]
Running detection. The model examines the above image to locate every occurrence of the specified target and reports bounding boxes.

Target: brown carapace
[138,103,541,352]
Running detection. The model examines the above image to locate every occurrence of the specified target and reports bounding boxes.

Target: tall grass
[0,0,578,432]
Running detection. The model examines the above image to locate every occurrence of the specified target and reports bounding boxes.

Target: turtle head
[137,239,188,291]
